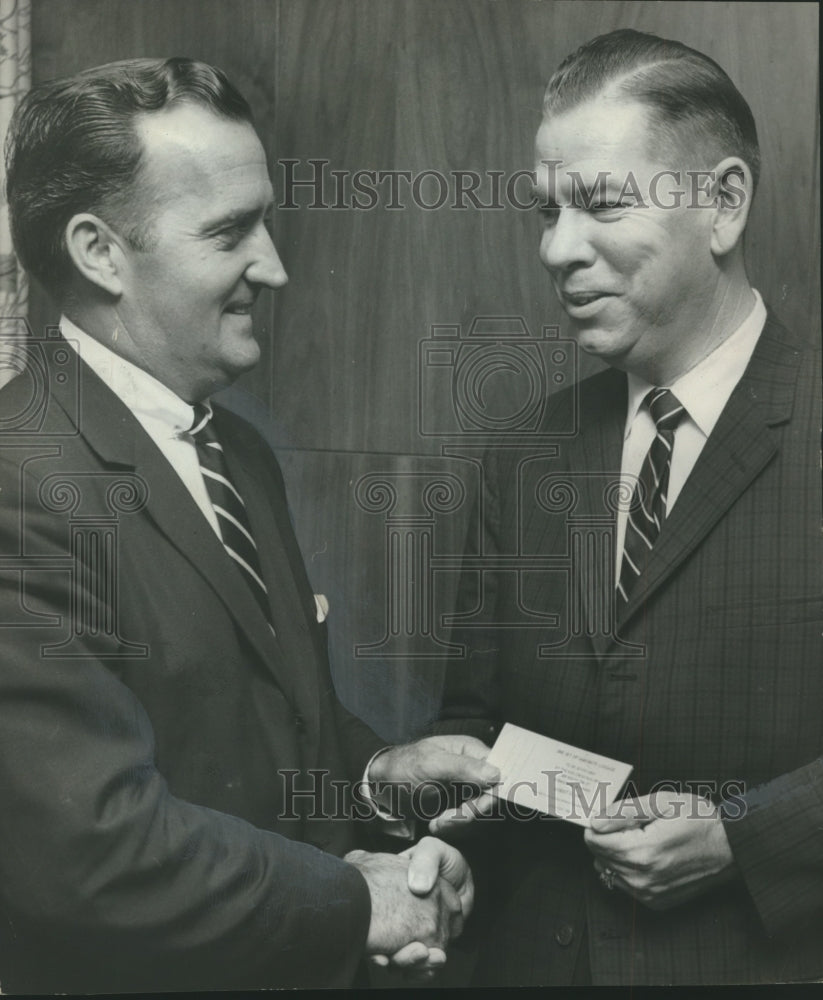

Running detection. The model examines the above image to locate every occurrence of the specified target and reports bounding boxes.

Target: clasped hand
[584,790,736,910]
[346,734,496,977]
[345,836,473,978]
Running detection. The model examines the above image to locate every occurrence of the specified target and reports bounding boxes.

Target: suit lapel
[567,371,629,659]
[572,370,626,516]
[614,315,802,635]
[49,353,299,704]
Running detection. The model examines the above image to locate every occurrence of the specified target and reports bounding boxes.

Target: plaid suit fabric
[438,314,823,985]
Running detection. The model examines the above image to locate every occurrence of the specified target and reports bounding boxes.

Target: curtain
[0,0,31,387]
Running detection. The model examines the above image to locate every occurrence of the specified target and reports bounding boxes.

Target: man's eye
[538,206,560,226]
[214,227,243,248]
[215,216,272,248]
[589,200,634,214]
[215,222,257,249]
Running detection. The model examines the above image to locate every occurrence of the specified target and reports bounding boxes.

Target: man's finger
[385,941,432,968]
[589,814,649,835]
[427,749,500,787]
[440,735,496,761]
[591,857,635,896]
[589,797,655,834]
[439,878,465,941]
[428,791,497,835]
[584,823,647,864]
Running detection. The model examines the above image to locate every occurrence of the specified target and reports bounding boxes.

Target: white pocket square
[314,594,329,623]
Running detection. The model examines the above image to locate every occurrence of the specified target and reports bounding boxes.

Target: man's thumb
[590,798,652,834]
[432,753,500,786]
[405,839,441,895]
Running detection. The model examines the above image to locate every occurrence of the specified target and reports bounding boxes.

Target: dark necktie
[189,403,271,623]
[617,388,686,604]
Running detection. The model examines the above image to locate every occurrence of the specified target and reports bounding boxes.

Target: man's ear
[708,157,754,257]
[64,213,126,297]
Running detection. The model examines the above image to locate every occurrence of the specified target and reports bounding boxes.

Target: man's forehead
[134,104,271,209]
[136,105,268,178]
[534,97,655,174]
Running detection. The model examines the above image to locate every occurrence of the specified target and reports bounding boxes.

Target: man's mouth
[562,291,612,308]
[224,301,254,315]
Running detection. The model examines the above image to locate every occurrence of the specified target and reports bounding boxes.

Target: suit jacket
[437,312,823,985]
[0,340,385,992]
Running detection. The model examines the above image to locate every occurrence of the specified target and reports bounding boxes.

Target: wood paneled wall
[28,0,820,740]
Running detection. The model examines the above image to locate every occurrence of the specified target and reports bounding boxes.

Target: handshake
[345,836,472,976]
[343,731,741,979]
[345,735,501,977]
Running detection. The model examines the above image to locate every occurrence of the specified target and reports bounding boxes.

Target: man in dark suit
[389,29,822,985]
[0,56,487,992]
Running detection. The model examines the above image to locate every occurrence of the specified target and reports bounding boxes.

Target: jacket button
[554,923,574,947]
[294,714,305,732]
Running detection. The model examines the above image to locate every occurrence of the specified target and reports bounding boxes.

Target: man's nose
[539,208,596,273]
[246,226,288,289]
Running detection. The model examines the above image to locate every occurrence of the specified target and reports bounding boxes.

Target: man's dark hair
[4,57,254,296]
[543,29,760,192]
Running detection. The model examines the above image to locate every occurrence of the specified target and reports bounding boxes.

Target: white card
[486,723,633,828]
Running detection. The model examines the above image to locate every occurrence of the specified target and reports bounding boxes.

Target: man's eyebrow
[200,203,274,234]
[531,184,559,208]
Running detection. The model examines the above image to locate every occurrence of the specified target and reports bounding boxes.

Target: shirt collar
[624,289,767,439]
[59,316,205,436]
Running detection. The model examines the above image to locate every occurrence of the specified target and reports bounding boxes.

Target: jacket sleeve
[0,473,371,993]
[332,696,392,779]
[432,448,504,743]
[721,756,823,936]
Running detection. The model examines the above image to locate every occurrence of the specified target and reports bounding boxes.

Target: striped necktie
[617,388,686,604]
[189,403,271,623]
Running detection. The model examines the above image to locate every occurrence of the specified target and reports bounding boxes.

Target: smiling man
[416,28,823,986]
[104,105,279,398]
[0,57,482,992]
[533,77,757,387]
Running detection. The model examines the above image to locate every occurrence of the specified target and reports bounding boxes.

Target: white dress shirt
[615,290,767,577]
[60,316,222,540]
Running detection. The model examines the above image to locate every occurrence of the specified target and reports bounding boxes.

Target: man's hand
[369,836,475,978]
[344,846,464,958]
[368,735,499,830]
[584,791,736,910]
[402,835,474,914]
[428,788,499,836]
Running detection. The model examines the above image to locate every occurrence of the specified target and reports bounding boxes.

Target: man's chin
[228,329,262,368]
[225,350,261,383]
[203,343,262,397]
[572,325,624,359]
